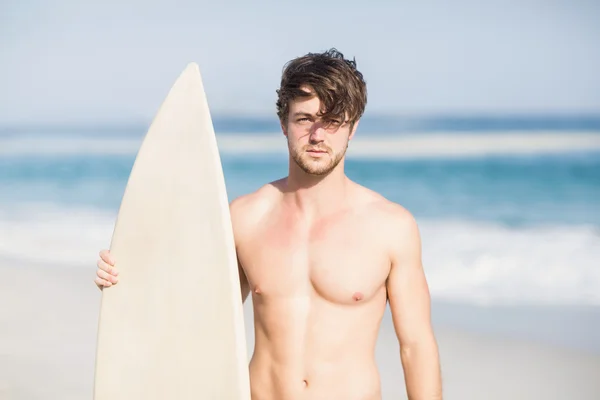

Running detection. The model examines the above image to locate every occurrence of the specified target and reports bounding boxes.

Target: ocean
[1,116,599,353]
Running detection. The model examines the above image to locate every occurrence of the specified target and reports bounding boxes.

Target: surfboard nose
[182,62,200,76]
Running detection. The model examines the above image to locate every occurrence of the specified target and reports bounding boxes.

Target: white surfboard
[93,63,250,400]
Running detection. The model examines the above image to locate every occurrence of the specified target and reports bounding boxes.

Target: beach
[1,259,599,400]
[1,125,599,399]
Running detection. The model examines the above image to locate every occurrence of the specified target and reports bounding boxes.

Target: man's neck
[284,162,349,220]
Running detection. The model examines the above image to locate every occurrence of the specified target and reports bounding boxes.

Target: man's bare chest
[236,215,391,305]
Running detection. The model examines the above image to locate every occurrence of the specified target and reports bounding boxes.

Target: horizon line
[2,112,600,131]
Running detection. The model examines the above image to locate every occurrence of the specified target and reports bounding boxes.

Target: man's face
[282,89,357,176]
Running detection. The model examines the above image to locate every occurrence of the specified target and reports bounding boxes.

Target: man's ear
[348,119,360,140]
[280,119,288,137]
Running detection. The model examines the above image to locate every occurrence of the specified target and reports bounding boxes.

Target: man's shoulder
[356,185,419,237]
[354,188,421,261]
[229,179,283,227]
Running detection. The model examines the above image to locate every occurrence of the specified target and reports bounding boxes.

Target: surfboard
[93,63,250,400]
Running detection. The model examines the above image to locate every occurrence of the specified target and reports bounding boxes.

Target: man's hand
[94,249,119,290]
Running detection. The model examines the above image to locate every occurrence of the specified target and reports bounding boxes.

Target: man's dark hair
[276,48,367,128]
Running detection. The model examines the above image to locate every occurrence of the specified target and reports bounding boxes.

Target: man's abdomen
[247,284,388,399]
[248,354,381,400]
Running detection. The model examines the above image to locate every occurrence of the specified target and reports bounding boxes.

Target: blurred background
[1,0,599,398]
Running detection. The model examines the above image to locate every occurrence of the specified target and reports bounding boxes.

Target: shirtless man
[95,49,442,400]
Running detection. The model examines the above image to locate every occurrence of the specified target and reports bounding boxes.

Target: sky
[1,0,600,125]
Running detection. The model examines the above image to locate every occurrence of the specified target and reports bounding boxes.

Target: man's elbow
[399,331,439,361]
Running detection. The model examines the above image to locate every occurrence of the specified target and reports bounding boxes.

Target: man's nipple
[352,292,364,301]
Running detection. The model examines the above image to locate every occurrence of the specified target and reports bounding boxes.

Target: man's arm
[386,209,442,399]
[230,196,252,304]
[238,259,250,303]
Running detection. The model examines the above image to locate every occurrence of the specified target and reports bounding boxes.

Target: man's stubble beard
[288,138,349,176]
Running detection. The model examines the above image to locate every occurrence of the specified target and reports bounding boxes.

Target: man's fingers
[99,249,115,266]
[97,258,119,276]
[94,277,112,288]
[97,268,118,284]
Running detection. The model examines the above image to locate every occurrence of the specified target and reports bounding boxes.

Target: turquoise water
[2,150,599,227]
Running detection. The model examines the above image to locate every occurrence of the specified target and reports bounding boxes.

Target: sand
[1,260,599,400]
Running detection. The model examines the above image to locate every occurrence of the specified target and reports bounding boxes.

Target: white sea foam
[1,132,600,158]
[0,204,116,268]
[419,220,600,306]
[218,132,600,159]
[1,204,598,306]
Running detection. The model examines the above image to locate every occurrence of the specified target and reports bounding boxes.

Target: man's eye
[298,118,310,122]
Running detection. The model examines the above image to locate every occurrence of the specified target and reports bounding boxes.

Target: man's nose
[309,124,326,143]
